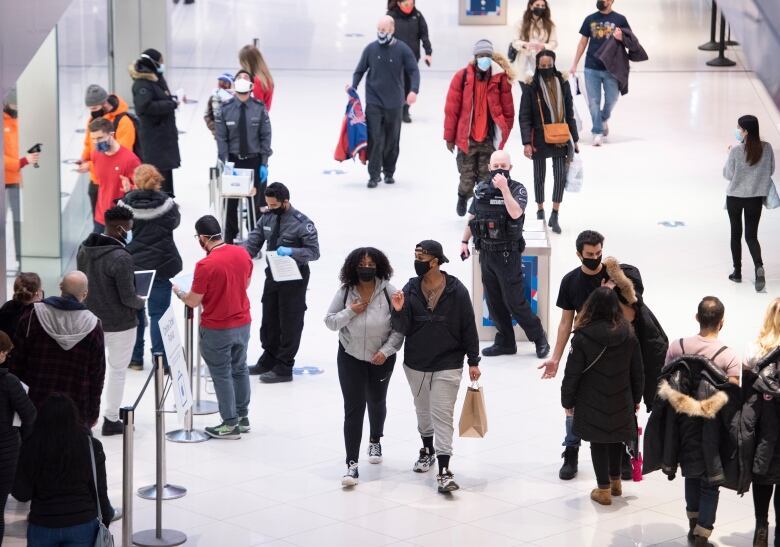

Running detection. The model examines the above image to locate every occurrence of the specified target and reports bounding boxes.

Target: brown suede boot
[610,478,622,497]
[590,487,612,505]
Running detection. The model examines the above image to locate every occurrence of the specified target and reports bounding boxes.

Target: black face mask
[90,109,105,119]
[582,256,602,271]
[357,267,376,282]
[596,0,607,10]
[3,106,17,118]
[538,67,555,79]
[271,206,285,216]
[532,7,545,17]
[414,259,431,277]
[489,168,511,182]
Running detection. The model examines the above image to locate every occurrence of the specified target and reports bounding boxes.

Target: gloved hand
[259,165,268,183]
[276,246,293,257]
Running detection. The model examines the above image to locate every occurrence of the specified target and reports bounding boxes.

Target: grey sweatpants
[404,365,463,457]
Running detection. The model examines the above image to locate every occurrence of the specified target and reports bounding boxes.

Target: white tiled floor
[6,0,780,545]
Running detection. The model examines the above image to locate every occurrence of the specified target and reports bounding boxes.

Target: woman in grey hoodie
[325,247,403,487]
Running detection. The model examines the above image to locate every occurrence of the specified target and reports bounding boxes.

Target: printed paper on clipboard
[266,251,303,282]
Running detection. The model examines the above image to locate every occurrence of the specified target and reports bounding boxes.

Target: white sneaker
[413,447,436,473]
[367,442,383,464]
[592,134,604,147]
[436,468,460,493]
[341,461,359,487]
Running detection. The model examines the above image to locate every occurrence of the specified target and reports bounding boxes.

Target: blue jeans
[27,519,99,547]
[583,68,620,135]
[132,278,173,365]
[685,478,720,532]
[562,414,581,448]
[199,324,251,425]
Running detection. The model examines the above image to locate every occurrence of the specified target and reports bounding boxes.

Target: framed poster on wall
[459,0,507,25]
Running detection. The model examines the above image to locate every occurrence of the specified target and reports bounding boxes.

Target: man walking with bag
[391,240,481,494]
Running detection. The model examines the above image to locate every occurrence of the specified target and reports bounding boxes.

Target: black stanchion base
[133,529,187,547]
[698,41,719,51]
[725,40,739,46]
[706,56,737,67]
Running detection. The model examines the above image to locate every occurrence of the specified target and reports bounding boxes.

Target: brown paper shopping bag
[459,383,488,438]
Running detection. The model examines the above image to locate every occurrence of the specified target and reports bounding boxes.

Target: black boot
[559,446,578,480]
[756,266,766,292]
[729,268,742,282]
[402,104,412,123]
[687,515,697,542]
[753,521,768,547]
[548,210,561,234]
[536,209,545,221]
[456,194,468,217]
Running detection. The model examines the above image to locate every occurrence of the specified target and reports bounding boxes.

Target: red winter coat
[443,55,515,154]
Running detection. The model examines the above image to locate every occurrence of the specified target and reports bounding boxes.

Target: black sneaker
[535,334,551,359]
[413,447,436,473]
[728,270,742,283]
[205,422,241,440]
[248,364,264,375]
[367,442,383,464]
[238,417,251,433]
[384,175,395,185]
[101,418,124,437]
[456,195,468,217]
[536,209,545,221]
[367,178,380,188]
[481,345,517,357]
[259,371,293,384]
[559,446,578,480]
[402,105,412,123]
[436,468,460,493]
[756,266,766,292]
[128,361,143,371]
[341,461,359,487]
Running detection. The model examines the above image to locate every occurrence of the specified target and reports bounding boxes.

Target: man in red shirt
[89,117,140,232]
[173,215,253,439]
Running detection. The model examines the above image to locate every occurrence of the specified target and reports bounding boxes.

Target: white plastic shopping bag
[566,153,584,193]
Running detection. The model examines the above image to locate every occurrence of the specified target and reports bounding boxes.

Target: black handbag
[507,43,518,63]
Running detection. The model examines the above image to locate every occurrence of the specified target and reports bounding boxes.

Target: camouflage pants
[456,139,495,197]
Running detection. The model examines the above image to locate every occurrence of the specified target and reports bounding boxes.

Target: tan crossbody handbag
[537,95,570,144]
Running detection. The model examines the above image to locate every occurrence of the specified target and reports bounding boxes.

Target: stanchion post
[120,406,134,547]
[192,306,218,415]
[725,24,738,46]
[706,13,736,67]
[138,355,187,500]
[698,0,719,51]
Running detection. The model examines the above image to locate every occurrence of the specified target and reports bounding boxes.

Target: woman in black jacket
[0,272,42,337]
[0,331,36,544]
[518,49,579,234]
[387,0,432,123]
[561,287,643,506]
[129,48,180,196]
[13,394,113,546]
[119,164,182,370]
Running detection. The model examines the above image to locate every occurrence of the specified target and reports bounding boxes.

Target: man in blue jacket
[350,15,420,188]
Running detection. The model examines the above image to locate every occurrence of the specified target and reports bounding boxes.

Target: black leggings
[752,482,780,525]
[590,442,623,487]
[0,433,20,544]
[726,196,763,270]
[533,155,567,205]
[337,344,395,465]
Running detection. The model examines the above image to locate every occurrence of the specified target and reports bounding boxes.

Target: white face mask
[234,79,252,94]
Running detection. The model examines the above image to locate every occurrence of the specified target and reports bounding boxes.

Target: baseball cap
[217,72,234,83]
[416,240,449,264]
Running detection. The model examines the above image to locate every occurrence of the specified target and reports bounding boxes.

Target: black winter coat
[118,190,182,280]
[561,320,644,444]
[130,63,181,170]
[744,348,780,485]
[634,303,668,411]
[519,73,579,160]
[643,354,749,493]
[392,273,480,372]
[387,6,432,61]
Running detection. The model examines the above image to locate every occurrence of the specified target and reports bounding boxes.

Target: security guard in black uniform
[244,183,320,383]
[461,150,550,358]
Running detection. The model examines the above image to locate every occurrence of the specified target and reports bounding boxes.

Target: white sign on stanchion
[160,306,193,422]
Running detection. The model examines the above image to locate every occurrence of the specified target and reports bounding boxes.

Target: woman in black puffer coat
[561,287,644,506]
[129,48,180,195]
[119,164,182,370]
[387,0,432,123]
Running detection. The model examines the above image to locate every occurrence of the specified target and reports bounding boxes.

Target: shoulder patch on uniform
[306,223,314,233]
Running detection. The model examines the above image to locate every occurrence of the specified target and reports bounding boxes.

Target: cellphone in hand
[461,250,469,261]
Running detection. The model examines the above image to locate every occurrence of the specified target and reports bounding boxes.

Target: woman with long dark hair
[0,272,43,337]
[723,114,775,292]
[325,247,403,487]
[518,50,579,234]
[238,44,275,111]
[13,394,114,546]
[0,331,36,544]
[561,287,643,506]
[511,0,557,78]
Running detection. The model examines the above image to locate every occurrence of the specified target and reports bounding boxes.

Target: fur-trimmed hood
[119,190,176,220]
[604,257,638,305]
[129,63,158,82]
[523,70,570,86]
[657,379,729,418]
[469,53,516,82]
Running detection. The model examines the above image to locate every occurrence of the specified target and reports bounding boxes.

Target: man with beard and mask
[460,150,550,359]
[244,183,320,384]
[569,0,630,146]
[173,215,253,440]
[539,229,611,480]
[391,240,481,494]
[444,39,515,217]
[77,84,137,216]
[77,206,145,436]
[217,70,272,244]
[350,15,420,188]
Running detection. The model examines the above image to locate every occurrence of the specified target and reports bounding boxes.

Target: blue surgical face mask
[735,128,744,143]
[122,228,133,245]
[96,140,111,153]
[157,63,165,74]
[477,57,492,72]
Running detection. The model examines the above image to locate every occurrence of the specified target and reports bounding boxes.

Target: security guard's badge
[489,198,505,206]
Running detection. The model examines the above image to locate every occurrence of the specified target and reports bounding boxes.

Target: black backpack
[113,112,143,159]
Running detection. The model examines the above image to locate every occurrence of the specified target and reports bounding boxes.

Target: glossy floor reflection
[6,0,780,545]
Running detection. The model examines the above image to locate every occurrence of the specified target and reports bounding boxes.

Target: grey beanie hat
[473,39,494,57]
[84,84,109,107]
[3,87,16,107]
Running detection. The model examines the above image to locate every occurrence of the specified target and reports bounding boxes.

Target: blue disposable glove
[259,165,268,183]
[276,246,293,257]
